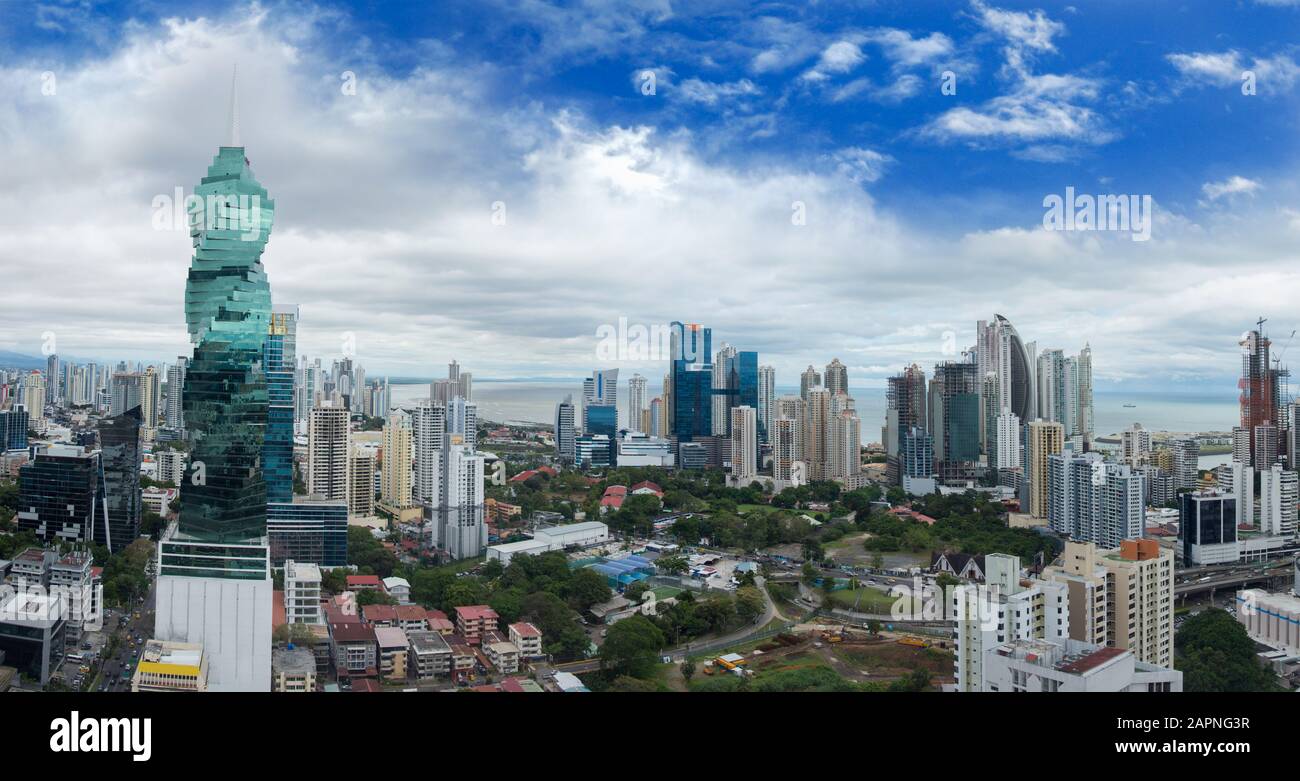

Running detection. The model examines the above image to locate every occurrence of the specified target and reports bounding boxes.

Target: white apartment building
[730,405,757,481]
[283,560,322,625]
[981,637,1182,692]
[1259,464,1298,538]
[307,404,350,501]
[953,553,1069,692]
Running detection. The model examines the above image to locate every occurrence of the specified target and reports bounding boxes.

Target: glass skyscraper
[97,405,142,552]
[670,321,713,440]
[176,144,275,544]
[263,305,297,504]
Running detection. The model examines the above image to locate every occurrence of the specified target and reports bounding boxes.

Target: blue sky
[1,0,1299,392]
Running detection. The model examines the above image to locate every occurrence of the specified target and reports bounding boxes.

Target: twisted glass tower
[177,135,275,543]
[156,73,277,691]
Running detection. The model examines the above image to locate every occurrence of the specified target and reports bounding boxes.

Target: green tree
[735,586,765,624]
[655,555,688,575]
[1176,608,1279,692]
[600,614,666,679]
[563,568,612,612]
[680,659,696,684]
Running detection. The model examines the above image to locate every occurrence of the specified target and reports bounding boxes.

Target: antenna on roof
[227,64,240,147]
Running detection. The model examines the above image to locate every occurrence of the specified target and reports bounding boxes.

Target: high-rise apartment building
[1047,448,1144,549]
[730,405,757,482]
[348,447,376,518]
[799,365,821,400]
[307,404,350,501]
[1026,419,1064,518]
[627,374,648,433]
[1259,463,1298,537]
[824,358,847,397]
[757,364,775,445]
[381,411,413,508]
[554,395,576,464]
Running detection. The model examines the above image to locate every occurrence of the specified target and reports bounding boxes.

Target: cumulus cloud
[1167,49,1300,92]
[1201,176,1263,201]
[0,2,1298,393]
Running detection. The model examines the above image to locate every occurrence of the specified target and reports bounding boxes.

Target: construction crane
[1274,328,1297,416]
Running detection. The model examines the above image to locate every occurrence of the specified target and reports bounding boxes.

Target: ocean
[388,381,1239,463]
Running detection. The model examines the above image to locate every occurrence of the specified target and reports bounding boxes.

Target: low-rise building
[131,640,209,692]
[485,639,520,674]
[272,645,318,693]
[508,622,543,659]
[375,626,409,681]
[455,605,499,645]
[981,637,1182,692]
[284,560,323,625]
[329,622,377,680]
[382,576,411,604]
[408,630,452,679]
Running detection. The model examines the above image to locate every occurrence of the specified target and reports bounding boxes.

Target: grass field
[651,586,683,600]
[827,587,904,614]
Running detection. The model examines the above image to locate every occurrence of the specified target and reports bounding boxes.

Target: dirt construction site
[740,624,955,687]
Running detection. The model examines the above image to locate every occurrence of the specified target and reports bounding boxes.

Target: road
[94,581,156,692]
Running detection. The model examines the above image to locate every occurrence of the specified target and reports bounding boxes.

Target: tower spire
[227,64,240,147]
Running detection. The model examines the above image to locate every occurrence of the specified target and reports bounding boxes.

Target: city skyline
[0,2,1298,388]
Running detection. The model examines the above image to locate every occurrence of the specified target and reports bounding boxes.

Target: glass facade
[16,446,105,545]
[737,350,759,439]
[267,501,348,568]
[0,405,28,451]
[263,307,296,504]
[670,321,713,440]
[179,145,275,544]
[97,406,142,552]
[584,404,618,464]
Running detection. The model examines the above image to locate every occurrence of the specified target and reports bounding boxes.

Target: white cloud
[1202,176,1263,201]
[1,3,1299,393]
[1167,50,1300,92]
[800,40,866,82]
[675,77,761,106]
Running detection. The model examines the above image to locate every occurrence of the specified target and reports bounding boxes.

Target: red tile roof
[455,605,499,622]
[509,621,541,638]
[363,604,398,623]
[631,480,663,496]
[347,575,383,588]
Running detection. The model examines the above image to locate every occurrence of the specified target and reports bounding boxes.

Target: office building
[155,97,275,692]
[669,322,713,440]
[263,305,298,504]
[16,444,106,545]
[97,406,143,552]
[266,500,348,568]
[1181,490,1239,565]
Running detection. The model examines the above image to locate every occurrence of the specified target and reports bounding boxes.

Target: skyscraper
[824,358,847,397]
[156,88,276,691]
[98,406,143,552]
[757,364,775,445]
[800,365,821,400]
[1026,419,1065,518]
[1240,326,1279,464]
[931,360,980,481]
[730,405,757,482]
[381,411,413,509]
[554,395,575,464]
[263,304,297,504]
[711,344,737,436]
[627,374,648,433]
[165,357,187,431]
[308,404,350,502]
[412,401,447,505]
[884,364,926,485]
[669,321,713,440]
